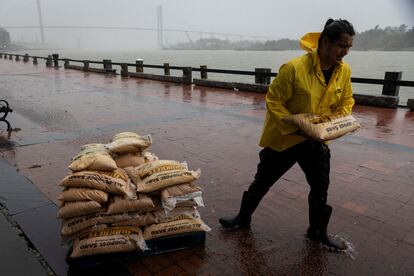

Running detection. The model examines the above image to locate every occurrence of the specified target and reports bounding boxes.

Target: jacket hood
[299,32,321,53]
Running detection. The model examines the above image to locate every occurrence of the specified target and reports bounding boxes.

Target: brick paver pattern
[1,59,413,275]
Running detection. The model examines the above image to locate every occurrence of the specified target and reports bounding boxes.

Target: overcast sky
[1,0,413,49]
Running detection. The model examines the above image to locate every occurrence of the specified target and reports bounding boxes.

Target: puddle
[320,234,358,260]
[0,134,16,150]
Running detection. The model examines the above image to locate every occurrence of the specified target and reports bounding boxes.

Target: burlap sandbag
[70,227,147,258]
[58,188,108,203]
[57,201,102,219]
[59,171,131,196]
[62,224,108,243]
[91,168,130,183]
[113,151,159,168]
[143,218,210,240]
[112,212,157,227]
[134,160,188,179]
[143,151,159,163]
[107,194,156,214]
[161,183,203,199]
[176,199,201,208]
[282,113,361,141]
[69,143,117,172]
[61,212,132,237]
[135,169,201,193]
[153,207,200,224]
[114,152,145,168]
[106,132,152,153]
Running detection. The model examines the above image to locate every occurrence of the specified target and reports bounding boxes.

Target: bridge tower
[36,0,45,43]
[157,5,164,49]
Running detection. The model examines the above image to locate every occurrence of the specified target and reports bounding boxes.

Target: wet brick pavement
[0,58,414,275]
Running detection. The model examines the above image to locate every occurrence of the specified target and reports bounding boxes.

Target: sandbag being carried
[282,113,361,141]
[106,132,152,153]
[70,226,147,258]
[69,144,117,172]
[143,218,210,240]
[58,188,108,203]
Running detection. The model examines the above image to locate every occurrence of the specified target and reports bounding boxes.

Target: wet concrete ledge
[0,156,135,275]
[0,158,67,275]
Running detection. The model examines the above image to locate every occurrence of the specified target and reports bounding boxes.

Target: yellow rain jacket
[259,32,355,152]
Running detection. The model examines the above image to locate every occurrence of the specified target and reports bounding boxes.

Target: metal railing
[1,52,413,109]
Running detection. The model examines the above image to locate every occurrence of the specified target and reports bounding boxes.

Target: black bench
[0,100,13,130]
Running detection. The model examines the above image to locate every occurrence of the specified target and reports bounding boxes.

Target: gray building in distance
[0,28,11,48]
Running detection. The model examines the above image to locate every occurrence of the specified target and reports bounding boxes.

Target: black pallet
[66,231,205,270]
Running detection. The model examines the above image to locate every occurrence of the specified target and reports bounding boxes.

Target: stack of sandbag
[58,132,210,260]
[105,132,156,168]
[124,160,210,242]
[57,143,148,258]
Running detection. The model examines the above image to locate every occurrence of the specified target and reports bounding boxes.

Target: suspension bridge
[2,4,278,49]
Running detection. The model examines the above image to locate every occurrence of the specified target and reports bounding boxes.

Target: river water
[13,49,414,105]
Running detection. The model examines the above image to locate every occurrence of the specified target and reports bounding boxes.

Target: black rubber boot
[219,191,258,228]
[218,214,251,228]
[307,205,347,250]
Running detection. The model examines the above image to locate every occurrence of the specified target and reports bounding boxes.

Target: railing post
[83,60,89,71]
[33,57,38,65]
[382,71,402,97]
[164,63,170,75]
[121,63,129,77]
[46,55,53,67]
[52,53,59,68]
[9,54,12,60]
[15,55,20,62]
[103,59,112,72]
[407,99,414,111]
[200,65,208,79]
[0,53,2,59]
[182,67,192,85]
[23,54,29,63]
[136,59,143,73]
[64,59,69,68]
[255,68,271,84]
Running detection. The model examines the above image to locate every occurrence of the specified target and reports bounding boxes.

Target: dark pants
[241,140,331,218]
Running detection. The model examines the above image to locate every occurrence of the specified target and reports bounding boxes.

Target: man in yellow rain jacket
[219,19,355,250]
